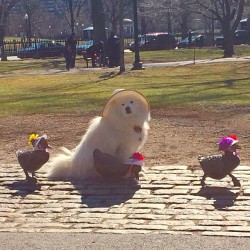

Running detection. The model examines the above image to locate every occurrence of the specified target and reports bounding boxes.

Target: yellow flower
[28,133,39,147]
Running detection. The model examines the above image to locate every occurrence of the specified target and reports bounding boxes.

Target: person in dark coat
[188,29,192,47]
[65,33,77,68]
[107,32,120,67]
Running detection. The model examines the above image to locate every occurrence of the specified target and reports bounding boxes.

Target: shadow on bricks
[4,180,41,197]
[195,186,239,210]
[71,177,140,208]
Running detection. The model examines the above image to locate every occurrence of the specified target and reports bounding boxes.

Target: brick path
[0,164,250,237]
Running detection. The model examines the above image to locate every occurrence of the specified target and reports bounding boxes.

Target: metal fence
[0,38,133,58]
[1,39,75,57]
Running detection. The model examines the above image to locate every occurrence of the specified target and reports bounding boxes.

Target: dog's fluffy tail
[47,147,73,180]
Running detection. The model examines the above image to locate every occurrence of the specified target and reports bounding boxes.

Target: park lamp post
[24,13,32,45]
[24,14,28,39]
[49,25,52,39]
[76,22,79,38]
[81,24,84,39]
[132,0,144,70]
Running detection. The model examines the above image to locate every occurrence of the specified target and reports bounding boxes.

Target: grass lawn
[1,45,250,74]
[0,61,249,116]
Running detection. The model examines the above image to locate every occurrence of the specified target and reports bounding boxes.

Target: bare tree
[196,0,246,57]
[17,0,44,42]
[138,0,165,32]
[175,0,196,37]
[139,0,195,36]
[0,0,21,60]
[55,0,88,34]
[103,0,132,34]
[8,1,88,39]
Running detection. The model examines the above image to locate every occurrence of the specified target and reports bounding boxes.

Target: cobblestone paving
[0,164,250,237]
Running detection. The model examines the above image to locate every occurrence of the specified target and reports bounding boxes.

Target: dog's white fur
[48,92,150,180]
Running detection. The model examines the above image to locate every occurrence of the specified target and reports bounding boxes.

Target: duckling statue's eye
[130,101,133,104]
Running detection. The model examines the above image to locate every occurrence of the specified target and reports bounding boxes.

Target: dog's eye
[122,104,125,106]
[130,101,133,104]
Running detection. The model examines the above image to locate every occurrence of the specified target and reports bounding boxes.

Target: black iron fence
[0,39,81,57]
[0,38,133,58]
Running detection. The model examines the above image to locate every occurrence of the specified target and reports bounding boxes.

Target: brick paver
[0,164,250,237]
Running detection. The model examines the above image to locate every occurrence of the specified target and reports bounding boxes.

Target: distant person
[107,32,120,67]
[188,30,192,47]
[65,33,77,68]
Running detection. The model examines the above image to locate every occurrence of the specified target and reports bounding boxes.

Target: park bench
[82,51,108,68]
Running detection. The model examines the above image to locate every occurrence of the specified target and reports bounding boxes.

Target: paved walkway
[1,56,250,78]
[1,164,250,237]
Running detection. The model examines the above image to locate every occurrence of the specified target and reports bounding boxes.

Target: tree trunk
[222,26,234,57]
[0,24,5,46]
[196,0,246,58]
[0,23,7,61]
[0,0,22,60]
[91,0,106,43]
[221,8,236,58]
[140,5,146,35]
[180,13,189,38]
[111,17,118,34]
[69,0,75,33]
[118,0,125,74]
[167,12,172,34]
[140,17,147,35]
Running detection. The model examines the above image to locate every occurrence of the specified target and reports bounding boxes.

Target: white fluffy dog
[48,90,150,180]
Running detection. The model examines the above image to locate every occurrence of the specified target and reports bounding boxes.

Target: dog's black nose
[125,106,132,114]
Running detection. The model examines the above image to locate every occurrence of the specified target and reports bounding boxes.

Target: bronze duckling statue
[16,133,52,182]
[198,134,241,187]
[93,149,144,180]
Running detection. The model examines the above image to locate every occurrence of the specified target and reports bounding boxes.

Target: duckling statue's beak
[44,140,52,149]
[234,144,241,149]
[43,140,52,150]
[35,136,52,150]
[228,143,241,156]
